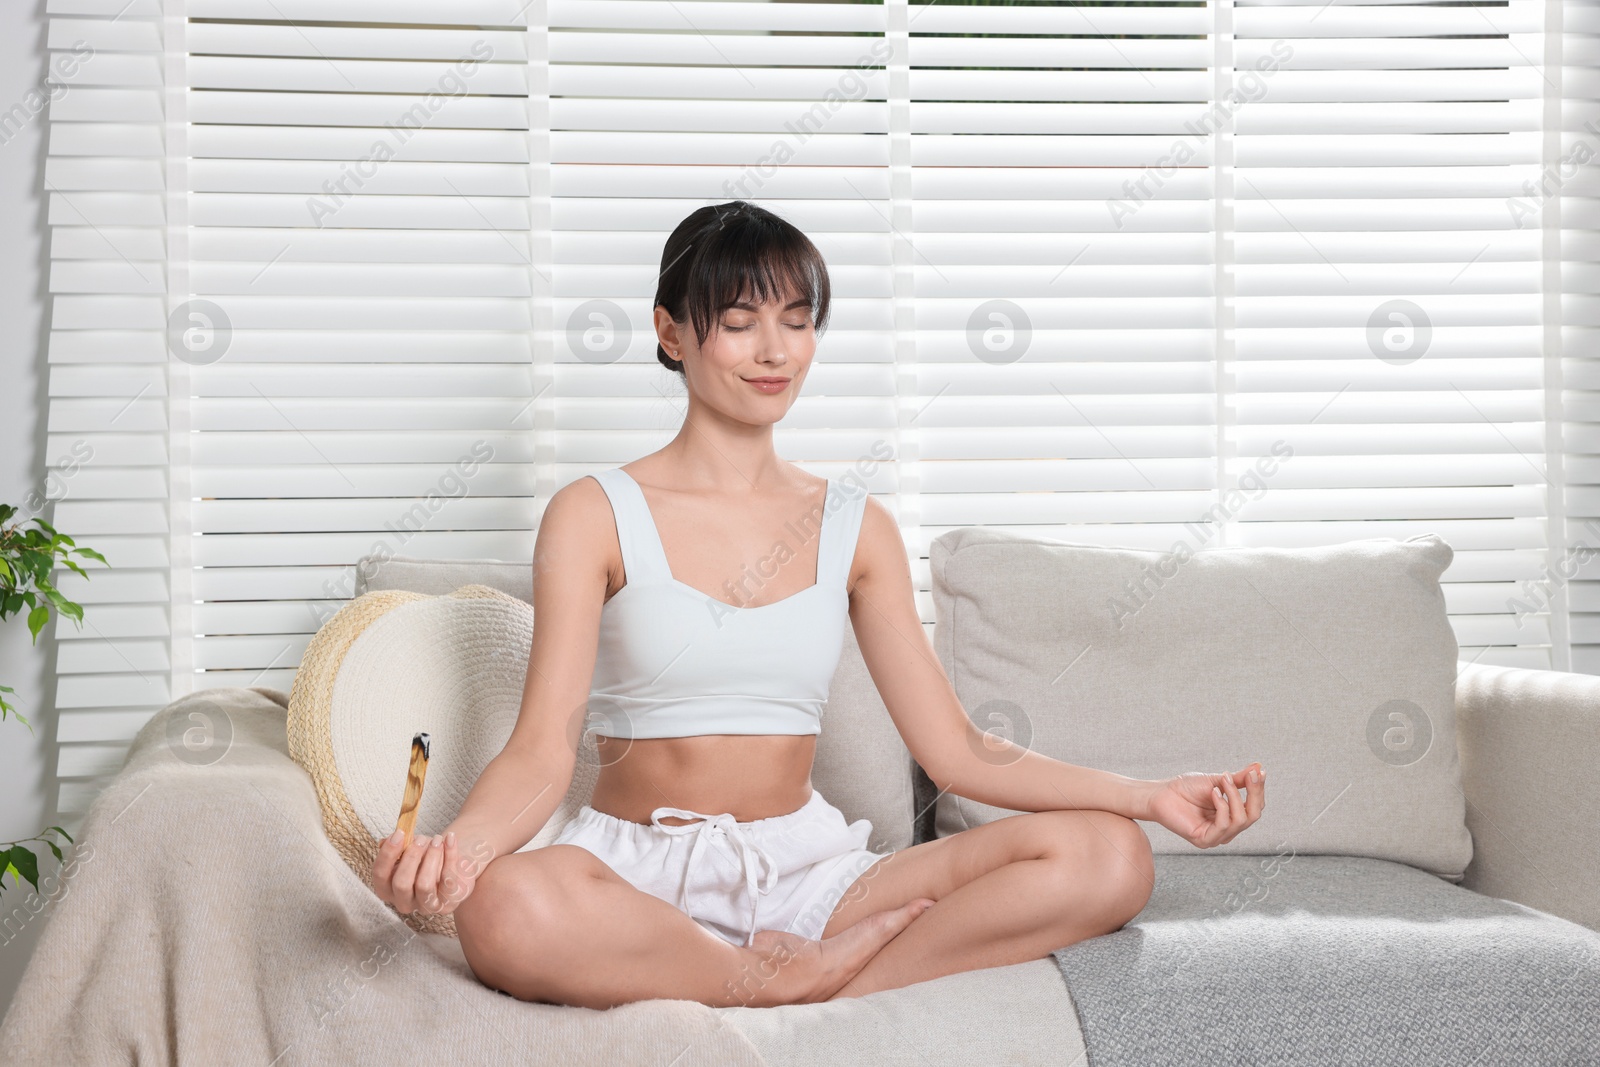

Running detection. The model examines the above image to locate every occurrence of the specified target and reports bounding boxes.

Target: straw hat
[287,584,600,937]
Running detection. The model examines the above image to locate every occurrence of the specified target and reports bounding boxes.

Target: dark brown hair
[653,200,832,376]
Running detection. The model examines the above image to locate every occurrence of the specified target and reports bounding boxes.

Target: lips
[743,377,791,383]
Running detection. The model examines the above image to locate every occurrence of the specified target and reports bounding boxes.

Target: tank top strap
[818,478,868,589]
[590,468,673,583]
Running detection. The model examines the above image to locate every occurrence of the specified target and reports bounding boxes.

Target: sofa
[3,524,1598,1065]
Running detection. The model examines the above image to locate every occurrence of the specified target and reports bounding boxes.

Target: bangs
[657,201,832,355]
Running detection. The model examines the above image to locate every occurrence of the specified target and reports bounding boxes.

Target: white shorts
[551,789,886,947]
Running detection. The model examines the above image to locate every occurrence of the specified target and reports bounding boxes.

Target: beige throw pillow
[929,529,1472,881]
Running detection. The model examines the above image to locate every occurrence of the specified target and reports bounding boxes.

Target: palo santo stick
[395,731,431,849]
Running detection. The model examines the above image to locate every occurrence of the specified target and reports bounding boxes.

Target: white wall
[0,0,57,1020]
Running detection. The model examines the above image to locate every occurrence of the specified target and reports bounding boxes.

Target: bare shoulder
[502,474,615,759]
[846,490,906,595]
[534,473,620,600]
[537,472,613,541]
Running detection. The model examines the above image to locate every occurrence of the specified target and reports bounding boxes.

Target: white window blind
[906,2,1218,552]
[547,0,899,521]
[1565,0,1600,674]
[44,0,171,815]
[36,0,1597,821]
[42,0,544,815]
[172,0,540,702]
[1230,0,1555,672]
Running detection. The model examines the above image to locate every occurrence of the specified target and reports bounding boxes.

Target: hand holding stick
[373,731,477,916]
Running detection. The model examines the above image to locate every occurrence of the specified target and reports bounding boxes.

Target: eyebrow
[727,299,812,312]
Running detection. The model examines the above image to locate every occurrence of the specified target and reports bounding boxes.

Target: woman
[371,200,1266,1010]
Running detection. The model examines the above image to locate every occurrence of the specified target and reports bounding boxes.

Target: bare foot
[728,897,934,1007]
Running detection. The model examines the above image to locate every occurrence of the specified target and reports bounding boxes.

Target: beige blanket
[0,686,764,1066]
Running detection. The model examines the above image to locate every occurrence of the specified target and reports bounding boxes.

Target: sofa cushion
[929,528,1472,880]
[353,553,533,602]
[354,553,918,853]
[819,621,918,853]
[718,957,1084,1066]
[421,923,1089,1064]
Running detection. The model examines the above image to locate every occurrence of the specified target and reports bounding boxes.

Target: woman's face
[655,289,817,424]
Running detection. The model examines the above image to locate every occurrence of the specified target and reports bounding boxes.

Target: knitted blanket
[0,687,764,1066]
[1053,852,1600,1065]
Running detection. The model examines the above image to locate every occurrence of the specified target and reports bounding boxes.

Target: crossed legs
[454,843,930,1009]
[452,807,1154,1009]
[819,807,1156,997]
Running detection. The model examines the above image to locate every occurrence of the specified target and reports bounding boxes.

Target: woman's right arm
[372,476,612,916]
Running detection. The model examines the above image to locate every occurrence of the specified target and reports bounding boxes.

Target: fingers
[1217,764,1265,845]
[1228,762,1263,798]
[1243,764,1266,822]
[1210,783,1232,834]
[1186,764,1267,850]
[391,833,433,914]
[439,831,463,910]
[415,833,446,913]
[1221,771,1246,828]
[1203,780,1235,844]
[376,830,470,914]
[373,829,406,902]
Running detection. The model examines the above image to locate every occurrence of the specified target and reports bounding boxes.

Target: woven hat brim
[288,584,598,937]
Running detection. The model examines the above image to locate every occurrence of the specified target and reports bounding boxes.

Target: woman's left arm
[847,496,1265,847]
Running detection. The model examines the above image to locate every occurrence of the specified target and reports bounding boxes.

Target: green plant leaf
[0,503,15,524]
[47,826,74,844]
[0,689,33,730]
[27,604,49,642]
[30,517,57,538]
[45,840,62,863]
[9,845,38,893]
[73,546,108,566]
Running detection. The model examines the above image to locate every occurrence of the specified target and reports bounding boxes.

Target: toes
[748,929,809,965]
[857,898,932,945]
[893,897,935,927]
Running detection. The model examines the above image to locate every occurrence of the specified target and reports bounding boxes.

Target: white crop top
[585,466,868,739]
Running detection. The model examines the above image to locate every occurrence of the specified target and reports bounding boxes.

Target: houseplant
[0,503,106,899]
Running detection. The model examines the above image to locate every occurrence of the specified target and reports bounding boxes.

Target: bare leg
[453,843,934,1009]
[819,808,1156,998]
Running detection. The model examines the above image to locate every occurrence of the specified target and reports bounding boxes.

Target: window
[39,0,1598,817]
